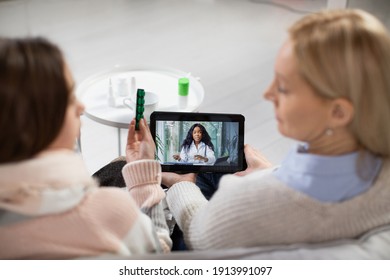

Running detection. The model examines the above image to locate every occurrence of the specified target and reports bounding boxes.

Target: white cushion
[102,224,390,260]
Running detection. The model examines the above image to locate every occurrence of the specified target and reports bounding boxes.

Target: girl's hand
[162,172,196,188]
[125,118,155,162]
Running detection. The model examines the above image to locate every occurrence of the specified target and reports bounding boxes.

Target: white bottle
[178,77,189,109]
[117,78,128,97]
[108,78,116,107]
[129,76,136,98]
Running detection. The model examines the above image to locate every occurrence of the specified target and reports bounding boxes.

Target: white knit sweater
[166,160,390,250]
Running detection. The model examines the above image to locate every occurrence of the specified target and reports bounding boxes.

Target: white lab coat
[179,141,216,165]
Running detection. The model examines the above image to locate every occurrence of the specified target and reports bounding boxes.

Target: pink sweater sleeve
[121,159,172,252]
[121,160,165,209]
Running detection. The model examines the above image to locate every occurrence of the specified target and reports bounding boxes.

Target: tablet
[150,111,246,173]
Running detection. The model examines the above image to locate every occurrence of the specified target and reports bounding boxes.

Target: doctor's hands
[172,154,181,161]
[194,155,208,162]
[235,144,273,176]
[126,118,155,163]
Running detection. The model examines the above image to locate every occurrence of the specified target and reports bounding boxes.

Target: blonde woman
[161,9,390,250]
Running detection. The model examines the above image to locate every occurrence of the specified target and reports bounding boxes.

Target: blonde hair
[289,9,390,157]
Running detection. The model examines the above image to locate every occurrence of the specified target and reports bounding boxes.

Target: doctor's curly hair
[181,123,214,152]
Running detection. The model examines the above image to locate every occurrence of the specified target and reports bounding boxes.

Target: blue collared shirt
[273,145,382,202]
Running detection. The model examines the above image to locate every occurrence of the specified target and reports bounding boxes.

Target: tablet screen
[150,111,246,173]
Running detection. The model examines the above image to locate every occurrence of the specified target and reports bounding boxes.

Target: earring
[325,128,334,136]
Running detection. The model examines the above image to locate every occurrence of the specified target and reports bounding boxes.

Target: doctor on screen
[173,123,216,165]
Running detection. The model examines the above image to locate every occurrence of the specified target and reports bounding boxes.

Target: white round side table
[76,65,205,155]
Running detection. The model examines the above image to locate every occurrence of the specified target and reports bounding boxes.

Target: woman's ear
[329,98,354,128]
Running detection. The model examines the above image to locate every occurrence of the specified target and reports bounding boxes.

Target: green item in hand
[135,88,145,130]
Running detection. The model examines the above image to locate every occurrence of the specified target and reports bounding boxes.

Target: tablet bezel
[150,111,246,173]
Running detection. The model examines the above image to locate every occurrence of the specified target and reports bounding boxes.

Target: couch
[95,224,390,259]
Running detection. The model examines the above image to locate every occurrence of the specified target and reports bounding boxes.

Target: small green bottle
[178,77,189,109]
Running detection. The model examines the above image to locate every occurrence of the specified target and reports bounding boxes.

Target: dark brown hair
[181,123,214,152]
[0,37,69,163]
